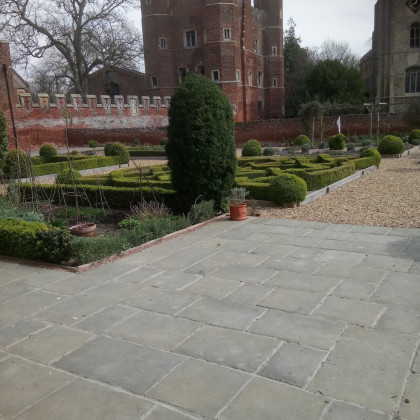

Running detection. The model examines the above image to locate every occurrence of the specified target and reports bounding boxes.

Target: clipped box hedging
[33,156,124,176]
[378,136,405,155]
[269,174,307,204]
[352,156,377,170]
[360,148,381,166]
[235,178,270,200]
[128,148,166,157]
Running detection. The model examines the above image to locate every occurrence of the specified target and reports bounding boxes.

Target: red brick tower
[140,0,284,121]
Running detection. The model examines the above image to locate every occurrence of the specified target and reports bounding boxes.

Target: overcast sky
[283,0,377,57]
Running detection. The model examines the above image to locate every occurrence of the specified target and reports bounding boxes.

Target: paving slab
[286,246,323,259]
[143,269,201,290]
[107,309,201,350]
[196,236,259,252]
[359,254,414,272]
[219,377,327,420]
[211,263,277,283]
[400,374,420,420]
[260,255,322,274]
[332,279,376,300]
[13,270,75,288]
[6,325,94,364]
[0,357,72,419]
[211,248,268,266]
[143,406,200,420]
[341,265,389,284]
[267,271,340,293]
[0,263,38,283]
[183,275,241,299]
[178,297,265,331]
[251,242,297,257]
[0,283,32,304]
[314,249,366,266]
[249,309,344,350]
[413,350,420,373]
[146,358,249,419]
[223,283,273,305]
[184,258,226,275]
[258,342,327,387]
[0,318,49,349]
[375,307,420,336]
[14,378,153,420]
[117,266,162,283]
[371,271,420,311]
[323,401,389,420]
[313,296,385,327]
[122,286,199,315]
[174,325,279,372]
[316,238,373,254]
[309,325,417,413]
[55,336,184,395]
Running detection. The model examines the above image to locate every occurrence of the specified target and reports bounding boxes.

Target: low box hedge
[128,148,166,157]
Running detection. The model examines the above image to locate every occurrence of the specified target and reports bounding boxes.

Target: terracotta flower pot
[229,203,247,221]
[69,223,96,238]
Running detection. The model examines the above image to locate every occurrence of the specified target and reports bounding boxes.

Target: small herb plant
[229,187,249,205]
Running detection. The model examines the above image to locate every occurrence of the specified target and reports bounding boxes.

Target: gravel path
[259,149,420,228]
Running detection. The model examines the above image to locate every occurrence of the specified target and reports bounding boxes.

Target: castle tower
[140,0,284,121]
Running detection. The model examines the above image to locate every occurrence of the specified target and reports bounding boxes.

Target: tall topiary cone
[166,74,237,211]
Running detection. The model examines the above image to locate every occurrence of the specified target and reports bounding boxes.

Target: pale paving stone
[146,359,249,418]
[115,266,161,284]
[313,296,385,327]
[174,325,279,372]
[314,249,366,266]
[359,254,414,272]
[0,290,65,328]
[143,269,201,290]
[259,256,322,274]
[0,283,32,304]
[259,342,327,387]
[323,401,389,420]
[400,374,420,420]
[55,336,184,395]
[0,318,48,350]
[413,351,420,373]
[249,309,344,350]
[0,263,37,283]
[0,352,9,362]
[211,263,277,283]
[375,307,420,336]
[211,248,268,266]
[44,274,109,295]
[371,271,420,311]
[74,304,138,334]
[197,236,259,252]
[315,262,355,278]
[251,242,297,257]
[309,326,417,413]
[316,238,373,254]
[14,270,75,288]
[7,325,94,364]
[183,276,241,299]
[267,233,324,248]
[144,406,200,420]
[261,225,313,237]
[287,246,323,259]
[267,271,340,293]
[184,258,225,275]
[0,357,72,419]
[178,297,265,331]
[409,261,420,275]
[219,223,266,240]
[14,378,153,420]
[332,279,376,301]
[343,265,388,284]
[219,377,327,420]
[107,310,201,350]
[224,283,273,305]
[257,287,324,315]
[122,287,198,315]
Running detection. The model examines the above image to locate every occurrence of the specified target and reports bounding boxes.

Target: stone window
[255,39,260,54]
[410,23,420,48]
[236,69,241,81]
[211,70,220,82]
[185,30,197,48]
[272,78,278,87]
[405,67,420,93]
[248,70,253,86]
[272,46,278,55]
[196,65,205,75]
[151,76,158,87]
[178,67,188,84]
[223,28,231,40]
[257,71,263,87]
[159,37,167,49]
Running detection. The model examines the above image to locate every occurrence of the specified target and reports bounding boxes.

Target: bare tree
[0,0,143,96]
[316,39,360,68]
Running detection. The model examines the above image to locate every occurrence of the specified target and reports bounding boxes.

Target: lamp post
[364,102,373,142]
[376,102,387,144]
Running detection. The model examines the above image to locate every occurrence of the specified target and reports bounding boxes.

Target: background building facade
[361,0,420,111]
[140,0,284,121]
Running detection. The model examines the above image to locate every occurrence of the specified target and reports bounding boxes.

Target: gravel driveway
[259,149,420,228]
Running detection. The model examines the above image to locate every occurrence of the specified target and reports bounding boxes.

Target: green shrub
[318,142,327,149]
[35,228,72,263]
[71,150,79,156]
[160,137,168,147]
[360,148,381,166]
[242,140,262,157]
[4,149,32,178]
[301,143,310,153]
[328,134,346,150]
[410,138,420,145]
[133,138,141,146]
[88,139,99,149]
[104,142,130,164]
[316,153,333,163]
[118,218,142,229]
[408,129,420,144]
[346,142,356,151]
[56,168,82,185]
[361,138,372,147]
[0,110,8,163]
[128,148,166,157]
[39,144,58,161]
[263,147,276,156]
[377,135,405,155]
[293,134,311,146]
[269,174,307,204]
[166,73,237,210]
[188,200,215,224]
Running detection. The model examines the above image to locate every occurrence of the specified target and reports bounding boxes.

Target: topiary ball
[360,148,381,166]
[269,174,307,205]
[328,134,347,150]
[56,168,82,185]
[408,129,420,144]
[377,135,405,155]
[104,142,129,163]
[39,143,58,161]
[293,134,311,146]
[242,139,262,157]
[263,147,276,156]
[4,149,31,178]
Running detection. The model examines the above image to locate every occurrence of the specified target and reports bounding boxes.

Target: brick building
[140,0,284,122]
[361,0,420,112]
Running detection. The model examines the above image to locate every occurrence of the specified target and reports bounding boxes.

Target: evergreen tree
[0,110,8,162]
[166,74,237,211]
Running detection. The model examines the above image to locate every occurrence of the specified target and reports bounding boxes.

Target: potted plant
[229,187,248,221]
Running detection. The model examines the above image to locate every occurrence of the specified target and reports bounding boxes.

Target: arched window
[410,23,420,48]
[405,67,420,93]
